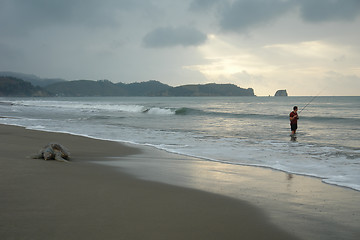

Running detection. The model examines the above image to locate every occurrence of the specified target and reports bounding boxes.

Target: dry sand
[1,124,359,239]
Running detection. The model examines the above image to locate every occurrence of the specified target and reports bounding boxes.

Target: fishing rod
[298,90,323,114]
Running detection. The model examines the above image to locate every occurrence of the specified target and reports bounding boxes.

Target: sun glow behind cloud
[185,35,360,96]
[185,35,270,81]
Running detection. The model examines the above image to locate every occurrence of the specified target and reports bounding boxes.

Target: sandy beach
[1,124,359,240]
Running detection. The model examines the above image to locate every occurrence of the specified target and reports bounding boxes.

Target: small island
[274,89,288,96]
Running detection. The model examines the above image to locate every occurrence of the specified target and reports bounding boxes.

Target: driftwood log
[31,143,70,162]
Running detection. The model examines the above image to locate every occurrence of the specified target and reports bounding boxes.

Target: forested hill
[44,80,255,97]
[0,77,52,97]
[160,83,254,96]
[1,76,255,97]
[44,80,172,97]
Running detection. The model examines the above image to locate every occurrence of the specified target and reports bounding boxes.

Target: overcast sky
[1,0,359,96]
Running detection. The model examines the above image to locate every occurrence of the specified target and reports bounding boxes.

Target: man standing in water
[289,106,299,136]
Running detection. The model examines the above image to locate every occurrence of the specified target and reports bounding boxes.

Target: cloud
[0,0,149,36]
[218,0,294,32]
[0,43,23,67]
[324,71,360,96]
[143,26,208,48]
[264,41,346,59]
[1,0,359,96]
[190,0,360,33]
[298,0,360,22]
[189,0,220,11]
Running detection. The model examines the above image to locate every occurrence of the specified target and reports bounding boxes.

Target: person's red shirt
[290,111,298,124]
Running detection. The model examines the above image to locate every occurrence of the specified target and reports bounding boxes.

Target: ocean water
[1,96,359,191]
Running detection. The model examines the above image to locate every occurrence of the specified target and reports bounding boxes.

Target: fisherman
[289,106,299,136]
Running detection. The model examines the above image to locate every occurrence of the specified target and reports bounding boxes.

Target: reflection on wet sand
[97,145,360,240]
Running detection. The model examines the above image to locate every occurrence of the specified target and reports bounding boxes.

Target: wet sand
[104,147,360,240]
[1,124,359,239]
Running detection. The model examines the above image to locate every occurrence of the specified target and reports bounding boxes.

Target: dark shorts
[291,123,297,131]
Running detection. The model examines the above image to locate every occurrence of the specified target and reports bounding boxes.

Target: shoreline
[1,124,360,239]
[5,122,359,192]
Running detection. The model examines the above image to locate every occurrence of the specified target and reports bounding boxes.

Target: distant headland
[0,72,255,97]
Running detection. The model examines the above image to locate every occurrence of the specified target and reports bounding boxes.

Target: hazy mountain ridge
[0,71,65,87]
